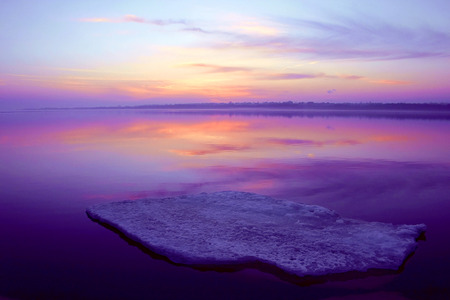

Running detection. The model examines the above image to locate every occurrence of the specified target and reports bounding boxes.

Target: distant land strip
[25,102,450,121]
[42,101,450,111]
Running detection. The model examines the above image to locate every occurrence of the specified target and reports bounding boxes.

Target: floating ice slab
[86,191,425,277]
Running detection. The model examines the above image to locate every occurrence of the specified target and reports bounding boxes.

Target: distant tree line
[96,101,450,111]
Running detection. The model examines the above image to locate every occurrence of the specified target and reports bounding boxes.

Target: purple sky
[0,0,449,109]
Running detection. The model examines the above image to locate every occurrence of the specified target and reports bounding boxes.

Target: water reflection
[1,109,449,215]
[1,109,450,299]
[2,110,448,163]
[134,108,450,120]
[1,109,449,212]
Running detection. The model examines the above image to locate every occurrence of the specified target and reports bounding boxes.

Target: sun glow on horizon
[0,0,449,109]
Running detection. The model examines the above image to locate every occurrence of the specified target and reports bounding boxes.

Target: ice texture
[86,191,426,277]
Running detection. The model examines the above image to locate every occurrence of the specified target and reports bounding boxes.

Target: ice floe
[86,191,425,277]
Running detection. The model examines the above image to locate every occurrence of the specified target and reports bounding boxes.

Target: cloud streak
[261,73,319,80]
[183,63,253,73]
[208,16,450,61]
[80,11,450,63]
[259,72,365,81]
[80,13,449,62]
[171,144,250,156]
[181,63,370,82]
[369,79,412,85]
[80,14,186,26]
[265,138,361,147]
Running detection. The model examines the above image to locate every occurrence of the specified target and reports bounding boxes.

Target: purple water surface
[1,109,449,299]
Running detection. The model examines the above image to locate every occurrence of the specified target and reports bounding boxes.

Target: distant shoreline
[11,102,449,121]
[35,101,450,112]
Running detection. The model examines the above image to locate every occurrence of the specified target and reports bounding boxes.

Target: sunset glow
[1,0,449,109]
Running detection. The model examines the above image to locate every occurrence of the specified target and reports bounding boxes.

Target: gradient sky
[1,0,449,109]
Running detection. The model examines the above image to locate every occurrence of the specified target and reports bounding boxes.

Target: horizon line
[26,100,450,111]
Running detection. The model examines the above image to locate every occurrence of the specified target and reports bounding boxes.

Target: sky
[0,0,449,109]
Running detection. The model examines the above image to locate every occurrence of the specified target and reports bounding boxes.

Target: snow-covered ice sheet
[86,191,425,277]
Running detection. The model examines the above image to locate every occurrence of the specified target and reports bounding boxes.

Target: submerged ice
[86,191,425,277]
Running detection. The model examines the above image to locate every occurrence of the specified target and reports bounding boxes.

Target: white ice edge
[86,191,426,277]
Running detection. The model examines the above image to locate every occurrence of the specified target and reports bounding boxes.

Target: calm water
[1,109,449,299]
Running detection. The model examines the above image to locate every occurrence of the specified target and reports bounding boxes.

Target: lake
[1,109,449,299]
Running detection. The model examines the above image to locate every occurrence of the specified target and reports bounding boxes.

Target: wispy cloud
[261,73,319,80]
[231,20,280,36]
[79,12,449,62]
[337,74,364,80]
[185,15,281,38]
[260,72,365,81]
[181,63,369,82]
[79,17,114,23]
[265,138,361,147]
[183,63,253,73]
[171,144,250,156]
[182,27,213,34]
[80,14,185,26]
[369,79,412,85]
[207,16,450,61]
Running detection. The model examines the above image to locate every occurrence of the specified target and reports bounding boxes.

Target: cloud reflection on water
[2,110,450,298]
[1,110,449,224]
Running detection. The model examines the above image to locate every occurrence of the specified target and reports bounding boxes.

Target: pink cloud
[171,144,251,156]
